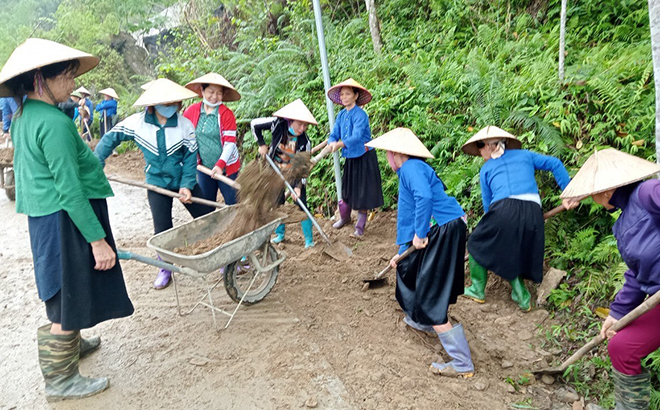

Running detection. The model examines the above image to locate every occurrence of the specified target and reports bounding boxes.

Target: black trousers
[147,184,214,234]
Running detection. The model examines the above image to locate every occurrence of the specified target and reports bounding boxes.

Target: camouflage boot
[612,369,650,410]
[37,324,109,402]
[79,335,101,359]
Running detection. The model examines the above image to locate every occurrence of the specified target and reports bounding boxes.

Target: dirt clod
[0,147,14,164]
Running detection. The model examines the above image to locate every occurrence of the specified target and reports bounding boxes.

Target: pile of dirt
[104,150,145,181]
[0,147,13,164]
[173,230,233,255]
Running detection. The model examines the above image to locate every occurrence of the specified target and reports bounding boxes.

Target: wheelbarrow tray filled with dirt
[147,205,286,274]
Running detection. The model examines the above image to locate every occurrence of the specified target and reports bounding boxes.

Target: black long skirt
[342,149,384,210]
[396,218,466,326]
[467,198,544,283]
[31,199,134,330]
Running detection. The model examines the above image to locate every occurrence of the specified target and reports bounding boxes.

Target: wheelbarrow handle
[262,154,333,245]
[117,249,202,277]
[373,246,416,280]
[196,165,242,190]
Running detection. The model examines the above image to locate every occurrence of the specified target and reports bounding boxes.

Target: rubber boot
[612,369,651,410]
[153,255,172,290]
[510,276,532,312]
[462,255,487,303]
[353,212,367,237]
[403,315,434,333]
[79,336,101,359]
[271,223,286,244]
[301,219,314,248]
[37,325,109,402]
[332,200,352,229]
[430,324,475,378]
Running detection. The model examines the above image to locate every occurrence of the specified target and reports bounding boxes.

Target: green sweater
[13,99,114,242]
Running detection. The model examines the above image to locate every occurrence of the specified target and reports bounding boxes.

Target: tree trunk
[650,0,660,163]
[365,0,382,54]
[558,0,567,82]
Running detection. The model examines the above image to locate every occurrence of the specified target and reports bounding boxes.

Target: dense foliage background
[2,0,658,407]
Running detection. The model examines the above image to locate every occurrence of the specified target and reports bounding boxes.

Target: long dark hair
[5,59,80,117]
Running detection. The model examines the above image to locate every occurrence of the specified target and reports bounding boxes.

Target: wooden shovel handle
[373,246,416,280]
[550,288,660,372]
[543,205,566,220]
[107,175,226,209]
[311,140,328,154]
[196,165,241,190]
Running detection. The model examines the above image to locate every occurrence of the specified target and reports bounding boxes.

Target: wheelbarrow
[0,145,14,201]
[118,206,288,330]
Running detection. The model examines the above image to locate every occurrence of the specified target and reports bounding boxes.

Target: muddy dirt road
[0,154,575,410]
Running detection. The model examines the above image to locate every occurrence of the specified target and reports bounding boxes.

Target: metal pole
[312,0,343,201]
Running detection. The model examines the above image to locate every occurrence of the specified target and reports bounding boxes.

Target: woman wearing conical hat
[251,99,317,248]
[95,88,119,137]
[560,149,660,410]
[1,38,134,401]
[366,128,474,377]
[183,73,241,205]
[95,78,214,289]
[461,126,572,312]
[326,78,384,237]
[74,85,94,131]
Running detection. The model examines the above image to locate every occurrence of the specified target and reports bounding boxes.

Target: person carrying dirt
[460,126,572,312]
[251,99,317,248]
[94,78,214,290]
[95,87,118,138]
[183,73,241,205]
[560,149,660,410]
[0,38,134,401]
[366,127,475,377]
[325,78,384,237]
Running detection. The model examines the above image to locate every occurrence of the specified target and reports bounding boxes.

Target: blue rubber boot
[301,219,314,248]
[271,223,286,244]
[430,324,475,378]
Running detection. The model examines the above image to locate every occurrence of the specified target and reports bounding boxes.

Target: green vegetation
[2,0,658,407]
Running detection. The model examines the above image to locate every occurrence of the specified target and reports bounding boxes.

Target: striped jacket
[94,110,198,191]
[183,102,241,176]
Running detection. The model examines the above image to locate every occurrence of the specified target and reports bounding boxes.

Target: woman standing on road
[460,126,571,312]
[326,78,383,237]
[183,73,241,205]
[367,128,474,377]
[95,87,119,137]
[251,99,317,248]
[560,148,660,410]
[1,38,134,401]
[95,78,213,290]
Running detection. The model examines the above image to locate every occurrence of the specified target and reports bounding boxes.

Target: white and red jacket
[183,102,241,176]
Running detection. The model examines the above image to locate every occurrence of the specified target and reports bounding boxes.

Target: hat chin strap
[35,71,60,106]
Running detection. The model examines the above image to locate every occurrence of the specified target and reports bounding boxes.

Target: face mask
[288,126,300,136]
[387,151,399,172]
[154,104,178,118]
[203,98,221,108]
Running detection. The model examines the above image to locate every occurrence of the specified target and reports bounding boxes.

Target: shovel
[262,154,352,261]
[107,175,227,209]
[196,164,242,190]
[361,246,416,291]
[534,289,660,376]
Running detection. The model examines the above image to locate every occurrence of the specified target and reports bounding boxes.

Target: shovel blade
[322,241,352,261]
[532,366,565,377]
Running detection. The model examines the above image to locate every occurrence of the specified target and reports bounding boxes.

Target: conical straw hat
[560,148,660,199]
[99,87,119,100]
[327,78,372,106]
[185,73,241,102]
[140,80,155,91]
[365,127,434,159]
[76,86,91,96]
[273,99,318,125]
[133,78,199,107]
[0,38,99,97]
[461,125,522,156]
[70,91,82,99]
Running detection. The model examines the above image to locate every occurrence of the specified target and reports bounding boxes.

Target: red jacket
[183,102,241,176]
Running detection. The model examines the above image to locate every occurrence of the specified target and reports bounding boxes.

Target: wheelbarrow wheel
[224,244,280,305]
[5,168,14,201]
